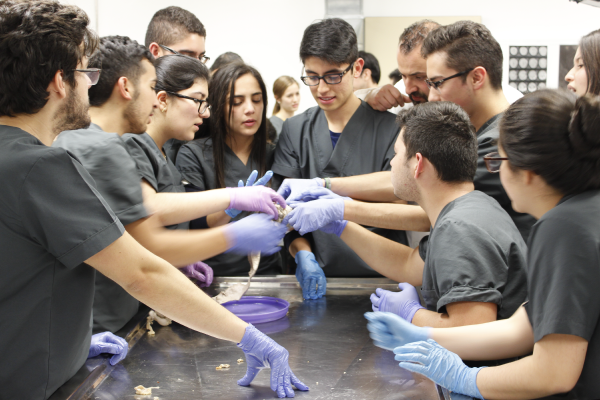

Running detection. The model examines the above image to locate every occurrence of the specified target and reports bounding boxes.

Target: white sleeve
[502,83,524,104]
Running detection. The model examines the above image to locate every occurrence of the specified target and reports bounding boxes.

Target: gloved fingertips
[369,293,380,306]
[375,288,385,296]
[291,373,309,391]
[238,180,244,187]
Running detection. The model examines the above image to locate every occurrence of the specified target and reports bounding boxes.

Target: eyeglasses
[73,68,101,86]
[300,63,354,86]
[483,152,509,173]
[164,90,211,114]
[159,44,210,64]
[425,68,474,91]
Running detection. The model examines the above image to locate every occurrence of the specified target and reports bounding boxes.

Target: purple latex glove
[88,332,128,366]
[288,187,352,207]
[282,198,347,237]
[276,177,323,202]
[237,324,309,398]
[226,170,274,219]
[180,261,213,287]
[227,186,286,220]
[370,282,425,322]
[224,213,287,255]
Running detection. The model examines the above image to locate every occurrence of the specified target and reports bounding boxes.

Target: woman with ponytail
[269,76,300,141]
[366,89,600,400]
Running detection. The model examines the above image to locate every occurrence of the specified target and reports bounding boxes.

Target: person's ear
[47,70,68,100]
[414,153,425,178]
[363,68,372,81]
[156,91,169,113]
[471,66,487,90]
[148,42,161,58]
[353,58,365,78]
[115,77,133,101]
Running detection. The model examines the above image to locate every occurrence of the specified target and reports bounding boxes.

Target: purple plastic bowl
[221,296,290,324]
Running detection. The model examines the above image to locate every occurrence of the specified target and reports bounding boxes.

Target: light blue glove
[282,198,347,237]
[277,177,323,202]
[364,311,431,351]
[237,324,309,398]
[394,339,485,399]
[370,282,425,322]
[287,187,351,207]
[224,214,287,256]
[295,251,326,300]
[226,170,274,218]
[88,331,128,366]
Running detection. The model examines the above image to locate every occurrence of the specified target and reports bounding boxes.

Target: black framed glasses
[300,63,354,86]
[483,152,509,173]
[73,68,101,86]
[164,90,210,114]
[425,68,474,91]
[159,44,210,64]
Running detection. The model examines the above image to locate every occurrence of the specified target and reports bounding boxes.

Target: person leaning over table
[366,89,600,400]
[0,2,307,399]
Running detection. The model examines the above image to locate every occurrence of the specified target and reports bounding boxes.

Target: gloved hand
[224,213,287,256]
[226,170,274,219]
[282,199,347,236]
[364,311,431,351]
[287,187,351,207]
[226,185,285,220]
[394,339,485,399]
[295,251,327,300]
[88,332,128,366]
[237,324,309,398]
[180,261,213,287]
[370,282,425,322]
[277,177,323,202]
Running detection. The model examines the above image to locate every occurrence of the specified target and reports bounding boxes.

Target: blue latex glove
[287,187,351,207]
[88,332,128,366]
[370,282,425,322]
[282,198,347,237]
[180,260,213,287]
[364,311,431,351]
[237,324,309,398]
[226,170,274,218]
[277,177,323,202]
[294,251,327,300]
[394,339,485,399]
[224,213,287,255]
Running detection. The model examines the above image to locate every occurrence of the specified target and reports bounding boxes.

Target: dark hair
[397,101,477,183]
[0,0,98,116]
[210,52,243,73]
[208,63,268,188]
[389,68,401,85]
[358,51,381,84]
[88,36,154,107]
[422,21,503,90]
[500,90,600,196]
[579,29,600,95]
[154,54,209,94]
[272,75,298,115]
[300,18,358,65]
[266,119,277,144]
[144,6,206,48]
[399,20,440,55]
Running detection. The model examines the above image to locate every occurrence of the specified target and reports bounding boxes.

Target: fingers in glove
[255,170,273,186]
[370,293,381,308]
[277,183,291,199]
[283,370,295,398]
[375,288,389,297]
[301,278,312,300]
[308,276,318,299]
[271,192,287,209]
[109,346,128,365]
[290,371,309,391]
[237,366,260,386]
[316,275,326,298]
[238,180,244,187]
[394,352,428,365]
[245,170,258,186]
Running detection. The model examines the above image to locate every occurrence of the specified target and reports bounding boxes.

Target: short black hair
[300,18,358,65]
[0,0,98,116]
[210,52,243,73]
[154,54,209,93]
[398,20,440,55]
[388,69,401,85]
[397,102,477,183]
[422,21,503,90]
[358,51,380,84]
[144,6,206,48]
[88,36,154,107]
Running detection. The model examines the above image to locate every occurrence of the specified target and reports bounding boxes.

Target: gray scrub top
[123,132,189,230]
[525,190,600,399]
[418,191,527,319]
[175,137,282,276]
[270,115,284,142]
[0,125,124,399]
[272,101,407,277]
[54,124,147,334]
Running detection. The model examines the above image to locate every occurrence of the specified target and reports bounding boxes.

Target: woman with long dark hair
[565,29,600,96]
[176,63,282,276]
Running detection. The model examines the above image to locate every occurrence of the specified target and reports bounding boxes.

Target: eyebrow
[428,75,444,81]
[178,49,204,56]
[190,91,206,98]
[233,92,263,98]
[304,68,344,75]
[400,71,427,77]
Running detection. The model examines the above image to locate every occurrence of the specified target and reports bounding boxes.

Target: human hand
[224,213,287,255]
[287,187,352,207]
[276,177,323,202]
[364,311,430,351]
[394,339,484,399]
[282,198,346,236]
[180,261,213,287]
[88,332,128,366]
[237,324,309,398]
[295,251,326,300]
[370,282,425,322]
[225,170,274,218]
[365,84,411,111]
[227,185,285,220]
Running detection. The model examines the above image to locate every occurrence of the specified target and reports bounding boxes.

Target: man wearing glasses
[272,18,408,299]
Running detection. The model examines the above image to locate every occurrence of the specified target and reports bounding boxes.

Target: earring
[161,108,167,113]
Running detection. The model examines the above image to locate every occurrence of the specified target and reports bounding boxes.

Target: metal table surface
[54,277,464,400]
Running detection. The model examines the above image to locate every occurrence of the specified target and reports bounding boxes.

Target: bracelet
[324,177,332,190]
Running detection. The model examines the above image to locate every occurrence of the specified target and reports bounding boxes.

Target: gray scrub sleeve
[176,144,207,190]
[272,121,302,178]
[125,138,162,192]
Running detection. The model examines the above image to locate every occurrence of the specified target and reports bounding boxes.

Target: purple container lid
[221,296,290,324]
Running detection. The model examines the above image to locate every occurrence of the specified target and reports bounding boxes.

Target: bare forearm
[331,171,397,202]
[344,201,430,231]
[289,237,311,258]
[147,189,231,226]
[207,210,231,228]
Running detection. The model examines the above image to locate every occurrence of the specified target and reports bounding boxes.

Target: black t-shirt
[0,125,124,399]
[419,191,527,319]
[525,190,600,399]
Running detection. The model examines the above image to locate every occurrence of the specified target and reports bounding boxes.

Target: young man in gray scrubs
[0,2,306,398]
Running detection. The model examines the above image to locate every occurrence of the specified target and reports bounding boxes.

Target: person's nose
[244,99,255,115]
[565,66,575,83]
[317,78,330,95]
[428,88,441,102]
